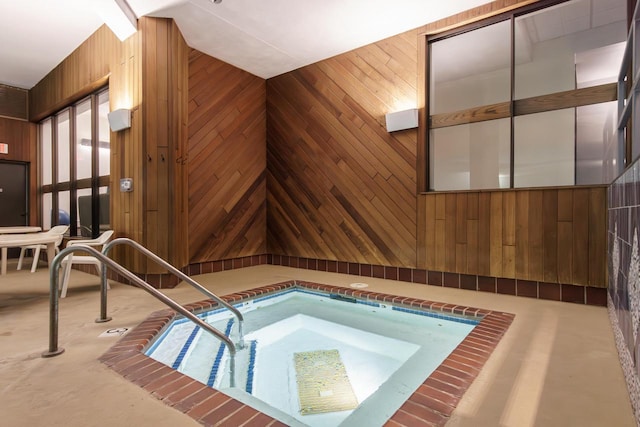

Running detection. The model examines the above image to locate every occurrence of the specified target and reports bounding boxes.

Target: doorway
[0,161,29,257]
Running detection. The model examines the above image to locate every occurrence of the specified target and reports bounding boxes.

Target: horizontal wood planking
[418,187,607,287]
[267,29,418,267]
[187,50,267,263]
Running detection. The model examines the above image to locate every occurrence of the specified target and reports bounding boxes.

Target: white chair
[60,230,114,298]
[17,225,69,273]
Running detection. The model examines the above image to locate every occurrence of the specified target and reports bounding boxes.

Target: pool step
[147,317,257,392]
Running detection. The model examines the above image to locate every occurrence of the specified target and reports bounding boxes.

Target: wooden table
[0,232,57,276]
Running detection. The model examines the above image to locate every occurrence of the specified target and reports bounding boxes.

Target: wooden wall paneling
[422,195,435,268]
[188,49,266,264]
[466,192,479,274]
[267,29,418,267]
[489,192,503,277]
[572,188,590,285]
[501,191,516,278]
[0,85,29,120]
[445,193,457,271]
[542,189,558,282]
[455,193,468,272]
[477,192,492,276]
[29,25,114,122]
[557,189,574,284]
[418,186,606,287]
[527,190,544,281]
[434,193,446,271]
[515,190,530,279]
[588,187,607,287]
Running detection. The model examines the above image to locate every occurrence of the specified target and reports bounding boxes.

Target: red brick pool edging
[99,280,514,426]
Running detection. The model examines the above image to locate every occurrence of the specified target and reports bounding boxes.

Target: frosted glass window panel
[576,102,618,185]
[76,188,91,234]
[41,119,52,186]
[75,98,92,181]
[430,20,511,114]
[514,0,626,99]
[58,191,71,226]
[430,119,511,191]
[514,109,575,187]
[98,91,110,177]
[57,110,71,183]
[42,193,52,230]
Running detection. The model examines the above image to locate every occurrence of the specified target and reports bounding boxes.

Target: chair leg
[30,247,41,273]
[17,247,26,270]
[60,261,72,298]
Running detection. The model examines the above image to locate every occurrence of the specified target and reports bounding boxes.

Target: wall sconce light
[107,108,131,131]
[96,0,138,41]
[385,108,418,132]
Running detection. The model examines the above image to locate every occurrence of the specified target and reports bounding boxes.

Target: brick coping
[99,280,514,426]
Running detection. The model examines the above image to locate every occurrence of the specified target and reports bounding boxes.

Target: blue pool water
[145,289,477,426]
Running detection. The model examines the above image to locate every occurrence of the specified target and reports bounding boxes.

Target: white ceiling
[0,0,490,89]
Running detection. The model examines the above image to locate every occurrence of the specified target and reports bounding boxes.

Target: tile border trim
[100,280,514,427]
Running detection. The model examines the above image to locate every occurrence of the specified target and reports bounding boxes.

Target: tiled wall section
[608,158,640,423]
[94,254,607,307]
[89,251,607,305]
[102,254,604,306]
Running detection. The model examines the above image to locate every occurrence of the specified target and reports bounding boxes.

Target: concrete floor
[0,260,636,427]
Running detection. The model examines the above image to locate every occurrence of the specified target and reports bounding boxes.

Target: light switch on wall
[120,178,133,192]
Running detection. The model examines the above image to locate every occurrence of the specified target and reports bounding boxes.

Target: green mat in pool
[294,349,359,415]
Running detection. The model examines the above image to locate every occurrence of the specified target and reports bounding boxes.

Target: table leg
[1,247,6,275]
[46,242,56,269]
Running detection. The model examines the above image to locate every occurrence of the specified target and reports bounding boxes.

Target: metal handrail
[42,245,237,387]
[100,238,244,347]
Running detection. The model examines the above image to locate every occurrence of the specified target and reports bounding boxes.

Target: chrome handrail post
[103,238,246,346]
[42,249,65,357]
[97,246,111,323]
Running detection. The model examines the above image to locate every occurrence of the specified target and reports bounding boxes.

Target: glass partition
[514,0,626,99]
[514,109,575,187]
[430,119,511,191]
[430,20,511,114]
[56,110,70,183]
[75,98,92,181]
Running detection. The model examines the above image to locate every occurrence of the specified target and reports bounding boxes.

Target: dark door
[0,161,29,223]
[0,161,29,258]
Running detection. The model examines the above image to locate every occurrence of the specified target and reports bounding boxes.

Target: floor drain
[98,327,130,338]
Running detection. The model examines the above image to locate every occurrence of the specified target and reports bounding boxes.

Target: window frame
[38,86,110,238]
[422,0,625,192]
